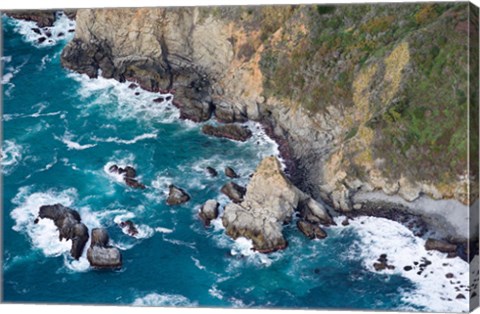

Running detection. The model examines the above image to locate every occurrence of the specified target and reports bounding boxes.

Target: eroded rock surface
[222,156,304,253]
[87,228,122,269]
[37,204,89,260]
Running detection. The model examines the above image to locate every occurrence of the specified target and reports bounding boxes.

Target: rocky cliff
[59,3,479,243]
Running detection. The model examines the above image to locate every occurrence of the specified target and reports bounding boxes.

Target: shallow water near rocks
[1,14,469,312]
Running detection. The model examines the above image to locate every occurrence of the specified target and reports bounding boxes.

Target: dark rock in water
[124,177,146,189]
[425,238,457,253]
[38,37,47,44]
[206,166,218,177]
[119,220,138,236]
[68,29,75,33]
[119,166,136,178]
[446,273,454,279]
[225,166,239,178]
[57,32,65,37]
[166,185,191,205]
[109,164,145,189]
[221,182,246,203]
[153,96,165,103]
[198,200,220,227]
[342,218,350,226]
[202,124,253,142]
[38,204,89,260]
[373,254,395,271]
[109,164,119,173]
[31,27,41,35]
[87,228,122,269]
[404,266,413,271]
[297,220,327,240]
[447,252,457,258]
[456,293,466,299]
[128,83,138,89]
[135,92,140,96]
[45,31,52,38]
[5,10,56,28]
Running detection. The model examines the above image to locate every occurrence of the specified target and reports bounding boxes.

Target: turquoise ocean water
[1,13,470,312]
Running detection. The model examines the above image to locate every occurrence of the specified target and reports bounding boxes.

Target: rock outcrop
[222,156,304,253]
[202,124,253,142]
[220,182,246,203]
[198,200,220,227]
[225,167,239,179]
[166,185,190,205]
[87,228,122,269]
[59,4,478,244]
[109,164,146,189]
[297,220,327,240]
[37,204,89,260]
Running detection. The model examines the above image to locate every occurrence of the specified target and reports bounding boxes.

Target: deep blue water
[1,13,469,312]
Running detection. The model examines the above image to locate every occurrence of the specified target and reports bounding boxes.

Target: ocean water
[1,13,470,312]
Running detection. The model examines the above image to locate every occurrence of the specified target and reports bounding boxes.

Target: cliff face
[60,3,478,241]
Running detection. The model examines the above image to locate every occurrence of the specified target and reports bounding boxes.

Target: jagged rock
[166,185,190,205]
[222,156,303,253]
[173,99,213,122]
[5,10,56,27]
[206,166,218,177]
[109,164,145,189]
[198,200,220,227]
[225,166,239,178]
[425,238,457,254]
[297,220,327,239]
[214,101,248,123]
[202,124,252,142]
[38,204,89,260]
[300,198,335,226]
[220,182,246,203]
[31,27,41,34]
[87,228,122,269]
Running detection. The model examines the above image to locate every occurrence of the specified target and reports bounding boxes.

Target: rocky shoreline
[7,7,478,264]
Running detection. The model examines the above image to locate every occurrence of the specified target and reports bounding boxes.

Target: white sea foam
[92,133,157,145]
[1,140,23,175]
[155,227,174,234]
[145,174,173,202]
[208,285,224,300]
[333,216,469,312]
[55,131,97,150]
[9,11,75,47]
[1,55,12,63]
[191,256,206,271]
[132,293,197,307]
[1,72,14,84]
[69,73,181,125]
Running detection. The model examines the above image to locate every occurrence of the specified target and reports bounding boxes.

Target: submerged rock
[119,220,138,236]
[225,166,240,178]
[297,220,327,239]
[373,254,395,271]
[38,204,89,260]
[166,185,191,205]
[222,156,304,253]
[221,182,246,203]
[198,200,220,227]
[202,124,252,142]
[87,228,122,269]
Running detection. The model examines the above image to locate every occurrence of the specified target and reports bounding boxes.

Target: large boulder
[87,228,122,269]
[166,185,191,205]
[221,182,246,203]
[222,156,303,253]
[202,124,252,142]
[38,204,89,260]
[198,200,220,227]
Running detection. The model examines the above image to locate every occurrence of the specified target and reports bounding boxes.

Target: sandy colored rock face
[222,156,302,252]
